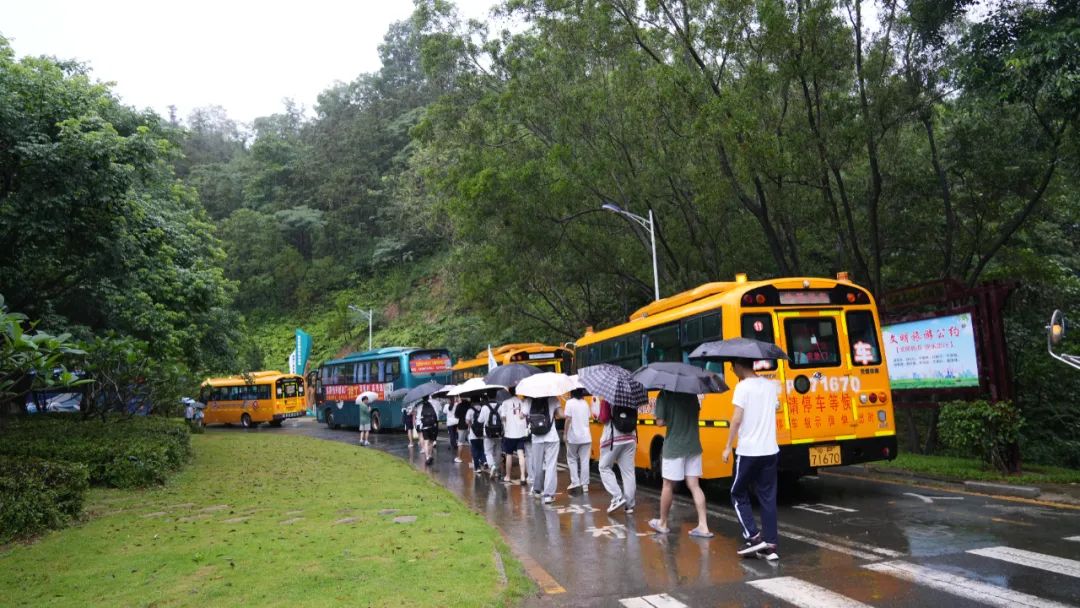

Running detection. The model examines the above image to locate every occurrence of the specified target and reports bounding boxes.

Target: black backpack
[470,406,485,437]
[420,401,438,430]
[610,403,638,435]
[454,403,470,430]
[528,398,552,436]
[484,405,504,438]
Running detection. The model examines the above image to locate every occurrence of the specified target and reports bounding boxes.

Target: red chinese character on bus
[816,395,826,412]
[899,333,909,343]
[889,334,899,344]
[949,325,961,337]
[828,393,840,411]
[802,395,812,412]
[828,415,835,427]
[804,417,812,429]
[841,414,849,424]
[937,329,946,339]
[791,417,799,429]
[924,329,934,340]
[911,331,921,342]
[814,416,822,428]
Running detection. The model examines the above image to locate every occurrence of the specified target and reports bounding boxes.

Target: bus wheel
[370,410,381,434]
[327,410,340,430]
[649,438,664,483]
[240,414,252,428]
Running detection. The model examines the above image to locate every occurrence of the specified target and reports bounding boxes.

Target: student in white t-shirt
[499,394,529,485]
[722,357,781,561]
[562,389,592,494]
[527,396,562,503]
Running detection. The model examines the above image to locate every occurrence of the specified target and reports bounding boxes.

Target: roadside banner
[295,329,312,375]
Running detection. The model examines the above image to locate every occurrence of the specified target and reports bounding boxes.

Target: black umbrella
[689,337,789,362]
[402,381,444,405]
[484,363,542,388]
[578,364,648,409]
[630,362,729,394]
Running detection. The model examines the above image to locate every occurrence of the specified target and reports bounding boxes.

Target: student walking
[563,389,592,494]
[443,399,459,456]
[595,397,637,513]
[356,394,372,446]
[479,397,503,478]
[500,393,529,485]
[528,396,561,503]
[723,358,781,561]
[403,403,418,448]
[418,397,440,466]
[649,390,712,538]
[465,399,487,471]
[453,399,470,463]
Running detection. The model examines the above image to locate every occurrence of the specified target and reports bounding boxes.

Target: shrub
[938,400,1024,473]
[0,415,192,488]
[0,457,89,543]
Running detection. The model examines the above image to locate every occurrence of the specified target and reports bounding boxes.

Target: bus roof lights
[735,273,748,283]
[837,271,850,281]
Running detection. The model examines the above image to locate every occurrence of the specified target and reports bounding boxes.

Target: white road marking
[864,560,1073,608]
[619,593,688,608]
[748,576,874,608]
[1066,536,1080,542]
[968,546,1080,579]
[903,492,964,504]
[793,503,858,515]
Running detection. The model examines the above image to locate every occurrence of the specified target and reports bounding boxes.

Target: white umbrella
[358,390,379,402]
[515,372,576,398]
[447,377,505,397]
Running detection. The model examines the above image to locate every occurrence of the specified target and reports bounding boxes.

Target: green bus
[313,347,453,432]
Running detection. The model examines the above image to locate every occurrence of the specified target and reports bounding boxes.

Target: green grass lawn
[872,452,1080,485]
[0,433,532,607]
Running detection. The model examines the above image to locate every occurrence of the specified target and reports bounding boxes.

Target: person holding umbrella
[579,364,648,514]
[516,372,575,503]
[499,389,530,485]
[632,362,727,538]
[356,393,373,447]
[690,337,787,561]
[563,388,592,495]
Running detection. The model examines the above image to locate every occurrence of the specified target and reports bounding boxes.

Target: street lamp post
[348,305,374,351]
[602,202,661,301]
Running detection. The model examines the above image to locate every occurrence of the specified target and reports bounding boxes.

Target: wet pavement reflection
[246,420,1080,607]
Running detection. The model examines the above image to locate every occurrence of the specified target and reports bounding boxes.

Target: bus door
[774,310,860,467]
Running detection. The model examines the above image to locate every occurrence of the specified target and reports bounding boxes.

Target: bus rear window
[846,311,882,366]
[741,314,777,371]
[409,351,452,375]
[785,318,841,368]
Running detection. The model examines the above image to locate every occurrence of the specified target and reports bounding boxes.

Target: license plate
[809,445,842,467]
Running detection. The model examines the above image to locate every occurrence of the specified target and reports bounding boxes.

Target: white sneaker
[582,485,589,494]
[454,457,463,463]
[607,497,626,513]
[542,495,554,504]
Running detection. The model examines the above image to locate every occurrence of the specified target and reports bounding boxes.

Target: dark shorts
[502,437,526,453]
[422,427,438,441]
[404,413,414,428]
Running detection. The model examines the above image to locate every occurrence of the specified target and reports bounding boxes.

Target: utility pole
[348,305,374,351]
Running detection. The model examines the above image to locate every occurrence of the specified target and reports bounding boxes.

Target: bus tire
[326,410,340,430]
[370,410,381,434]
[649,437,664,483]
[240,413,252,429]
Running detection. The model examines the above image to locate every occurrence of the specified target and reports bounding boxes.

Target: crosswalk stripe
[864,560,1073,608]
[619,594,688,608]
[968,546,1080,579]
[1065,536,1080,542]
[747,577,873,608]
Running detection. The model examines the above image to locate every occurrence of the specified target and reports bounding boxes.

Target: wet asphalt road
[237,420,1080,607]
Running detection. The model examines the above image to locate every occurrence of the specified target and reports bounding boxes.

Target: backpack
[610,403,638,435]
[420,401,438,430]
[528,398,552,436]
[470,407,485,437]
[454,403,470,430]
[484,405,504,438]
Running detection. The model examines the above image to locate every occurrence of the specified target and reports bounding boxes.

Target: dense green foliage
[0,416,192,488]
[0,296,87,413]
[0,457,89,543]
[938,400,1024,473]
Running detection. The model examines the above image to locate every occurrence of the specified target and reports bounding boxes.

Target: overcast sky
[2,0,498,124]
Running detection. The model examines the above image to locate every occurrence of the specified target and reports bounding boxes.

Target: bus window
[683,311,723,365]
[785,317,841,368]
[741,313,777,371]
[645,324,681,363]
[334,364,355,385]
[846,311,882,366]
[561,350,573,374]
[383,359,401,383]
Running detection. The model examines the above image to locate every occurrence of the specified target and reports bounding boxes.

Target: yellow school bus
[199,371,307,428]
[451,343,574,384]
[575,274,897,481]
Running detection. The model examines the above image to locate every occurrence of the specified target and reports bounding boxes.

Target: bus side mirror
[1049,310,1067,346]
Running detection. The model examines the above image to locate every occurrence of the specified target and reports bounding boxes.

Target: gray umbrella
[401,381,444,405]
[689,337,789,361]
[388,387,410,400]
[630,362,729,394]
[484,363,543,388]
[578,364,648,409]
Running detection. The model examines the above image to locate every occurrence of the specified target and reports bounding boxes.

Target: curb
[962,481,1041,498]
